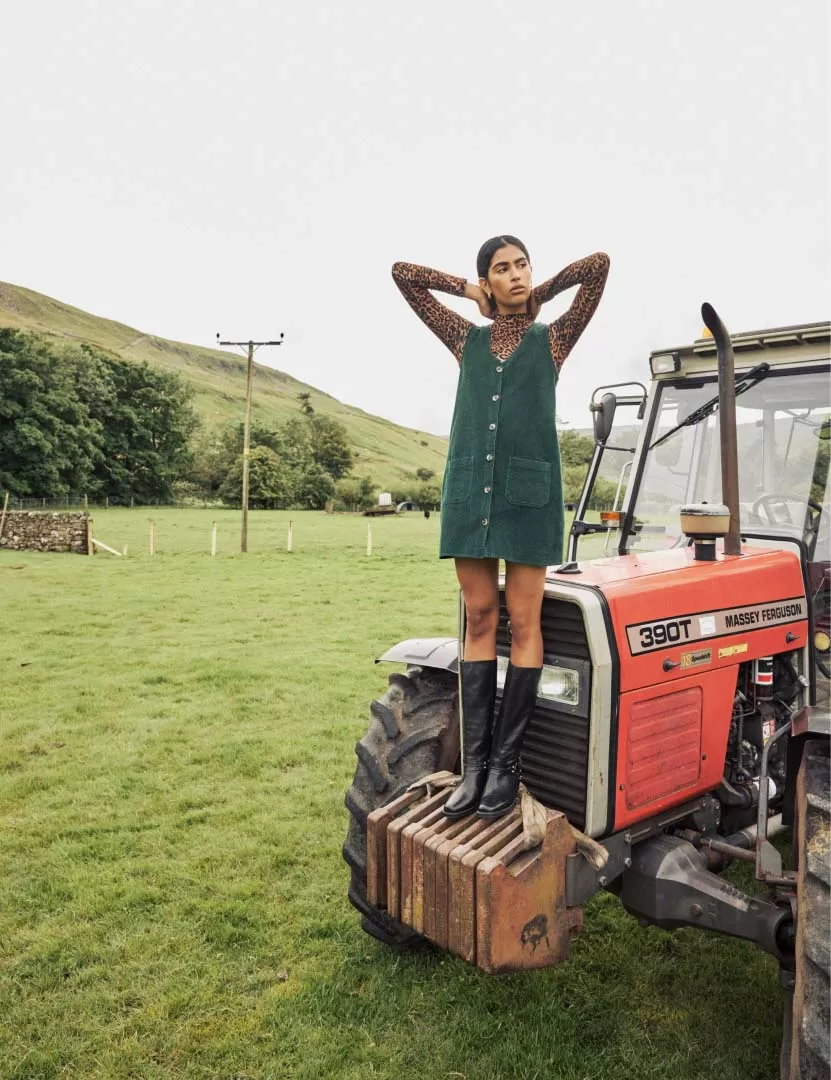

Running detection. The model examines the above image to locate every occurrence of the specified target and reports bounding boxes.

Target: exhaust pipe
[701,303,742,557]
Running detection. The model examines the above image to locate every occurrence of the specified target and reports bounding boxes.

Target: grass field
[1,510,785,1080]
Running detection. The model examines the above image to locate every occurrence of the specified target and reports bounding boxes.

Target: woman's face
[481,244,533,312]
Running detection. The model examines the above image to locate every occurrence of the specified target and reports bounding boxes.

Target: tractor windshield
[625,367,831,560]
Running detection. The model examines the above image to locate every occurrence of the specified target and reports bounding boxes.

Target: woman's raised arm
[391,262,477,364]
[532,252,610,370]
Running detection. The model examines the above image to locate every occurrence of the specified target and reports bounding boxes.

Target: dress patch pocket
[442,455,474,504]
[505,456,551,508]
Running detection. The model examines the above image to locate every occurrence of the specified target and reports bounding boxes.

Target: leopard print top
[391,252,610,369]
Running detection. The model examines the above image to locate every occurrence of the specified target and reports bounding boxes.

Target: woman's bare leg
[454,557,500,660]
[504,562,546,667]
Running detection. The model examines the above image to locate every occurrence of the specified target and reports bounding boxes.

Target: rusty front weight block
[367,781,581,973]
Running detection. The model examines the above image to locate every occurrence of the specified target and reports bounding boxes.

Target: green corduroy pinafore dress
[440,321,563,568]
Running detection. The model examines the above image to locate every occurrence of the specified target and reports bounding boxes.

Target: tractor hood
[548,545,750,588]
[550,545,809,695]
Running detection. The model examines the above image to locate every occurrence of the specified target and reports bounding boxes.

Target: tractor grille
[496,597,591,830]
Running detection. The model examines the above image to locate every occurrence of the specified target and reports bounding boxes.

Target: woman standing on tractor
[392,239,609,820]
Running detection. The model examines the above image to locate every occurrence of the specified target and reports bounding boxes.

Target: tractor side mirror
[592,393,617,445]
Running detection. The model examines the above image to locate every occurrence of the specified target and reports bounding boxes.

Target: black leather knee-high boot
[477,663,541,820]
[443,659,497,819]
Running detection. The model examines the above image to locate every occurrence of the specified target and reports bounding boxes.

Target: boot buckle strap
[486,762,519,776]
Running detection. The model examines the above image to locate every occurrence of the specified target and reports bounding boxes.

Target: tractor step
[366,781,581,973]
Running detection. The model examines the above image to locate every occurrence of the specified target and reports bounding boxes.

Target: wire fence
[1,494,219,512]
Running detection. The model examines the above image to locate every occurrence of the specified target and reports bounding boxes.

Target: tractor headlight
[650,352,682,376]
[496,656,584,709]
[539,664,581,706]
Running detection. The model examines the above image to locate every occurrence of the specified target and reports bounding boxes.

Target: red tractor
[344,305,830,1079]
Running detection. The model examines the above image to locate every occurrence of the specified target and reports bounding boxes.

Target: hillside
[0,281,448,489]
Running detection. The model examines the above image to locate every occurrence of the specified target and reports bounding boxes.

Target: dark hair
[475,235,531,281]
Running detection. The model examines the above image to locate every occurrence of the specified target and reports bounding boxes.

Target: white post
[211,521,217,557]
[287,520,294,553]
[149,520,156,556]
[123,544,129,557]
[92,538,123,556]
[366,524,372,557]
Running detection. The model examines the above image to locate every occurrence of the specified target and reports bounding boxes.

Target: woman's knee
[465,602,499,640]
[505,608,541,647]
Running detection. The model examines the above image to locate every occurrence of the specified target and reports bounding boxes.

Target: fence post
[287,520,294,553]
[0,491,8,544]
[211,521,217,556]
[86,516,94,556]
[366,524,372,557]
[149,520,156,556]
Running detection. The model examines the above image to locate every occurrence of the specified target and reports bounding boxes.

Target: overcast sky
[3,1,828,433]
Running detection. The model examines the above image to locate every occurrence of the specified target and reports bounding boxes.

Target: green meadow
[1,510,784,1080]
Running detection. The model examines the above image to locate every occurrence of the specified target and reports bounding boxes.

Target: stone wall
[0,511,91,554]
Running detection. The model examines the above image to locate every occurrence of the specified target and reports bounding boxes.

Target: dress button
[481,518,488,526]
[492,394,500,401]
[496,366,503,373]
[484,486,491,494]
[488,423,496,430]
[486,454,494,461]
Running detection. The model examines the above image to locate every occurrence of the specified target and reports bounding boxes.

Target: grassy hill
[0,281,448,490]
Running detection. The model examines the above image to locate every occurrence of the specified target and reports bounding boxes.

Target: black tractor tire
[787,739,830,1080]
[343,665,459,947]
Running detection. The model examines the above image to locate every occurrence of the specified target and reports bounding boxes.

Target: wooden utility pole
[0,491,8,545]
[217,333,284,553]
[241,340,255,552]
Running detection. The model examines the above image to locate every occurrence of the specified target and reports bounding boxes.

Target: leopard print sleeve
[391,262,474,364]
[532,252,610,371]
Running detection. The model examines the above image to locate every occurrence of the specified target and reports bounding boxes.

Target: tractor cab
[569,322,831,697]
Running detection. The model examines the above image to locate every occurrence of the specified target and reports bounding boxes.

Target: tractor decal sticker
[626,596,807,655]
[718,643,749,658]
[681,648,712,668]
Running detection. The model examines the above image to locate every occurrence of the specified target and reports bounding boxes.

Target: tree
[558,429,595,468]
[219,446,296,508]
[188,403,357,507]
[336,475,375,511]
[308,414,353,479]
[0,331,101,496]
[416,467,435,481]
[2,334,108,497]
[562,466,617,510]
[90,356,198,503]
[298,392,314,416]
[295,463,336,509]
[275,417,314,472]
[0,330,200,503]
[416,480,441,509]
[186,428,232,501]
